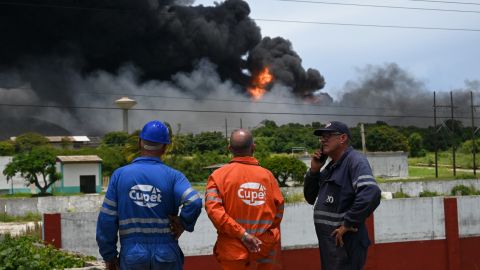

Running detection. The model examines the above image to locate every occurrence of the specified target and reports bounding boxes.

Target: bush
[393,191,410,198]
[164,152,229,182]
[419,190,441,197]
[408,133,426,157]
[366,125,408,152]
[261,155,307,187]
[0,235,92,269]
[450,185,480,196]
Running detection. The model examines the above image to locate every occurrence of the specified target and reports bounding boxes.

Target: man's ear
[227,144,232,152]
[251,143,256,153]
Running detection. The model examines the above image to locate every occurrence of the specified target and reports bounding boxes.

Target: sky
[195,0,480,100]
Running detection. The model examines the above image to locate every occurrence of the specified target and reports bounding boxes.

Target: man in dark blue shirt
[304,121,381,270]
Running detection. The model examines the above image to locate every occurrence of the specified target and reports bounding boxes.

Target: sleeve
[303,169,320,205]
[270,174,284,230]
[96,171,120,261]
[204,174,246,239]
[343,156,381,228]
[174,172,202,232]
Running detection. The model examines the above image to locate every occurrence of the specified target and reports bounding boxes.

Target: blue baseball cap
[314,121,352,140]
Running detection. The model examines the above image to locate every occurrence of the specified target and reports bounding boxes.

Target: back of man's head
[229,129,254,157]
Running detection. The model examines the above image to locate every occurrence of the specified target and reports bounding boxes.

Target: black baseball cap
[314,121,352,140]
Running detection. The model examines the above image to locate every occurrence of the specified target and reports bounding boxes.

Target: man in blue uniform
[96,120,202,270]
[304,121,381,270]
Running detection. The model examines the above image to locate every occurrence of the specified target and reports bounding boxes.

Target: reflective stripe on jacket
[205,156,284,261]
[96,156,202,263]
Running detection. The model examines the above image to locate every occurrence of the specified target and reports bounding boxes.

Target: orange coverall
[205,156,284,270]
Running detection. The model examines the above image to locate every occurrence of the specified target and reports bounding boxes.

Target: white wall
[366,152,409,178]
[0,156,33,193]
[299,151,408,178]
[56,162,100,189]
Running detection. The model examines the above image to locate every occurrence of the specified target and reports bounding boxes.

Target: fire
[248,67,273,100]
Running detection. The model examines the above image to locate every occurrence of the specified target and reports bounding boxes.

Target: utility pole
[450,91,456,176]
[433,91,457,178]
[240,118,243,129]
[360,123,366,154]
[433,92,438,178]
[225,118,228,145]
[471,91,477,175]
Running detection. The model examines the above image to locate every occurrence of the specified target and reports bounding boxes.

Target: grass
[409,151,480,170]
[0,212,42,223]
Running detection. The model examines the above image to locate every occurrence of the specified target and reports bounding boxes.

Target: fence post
[444,197,461,270]
[43,213,62,249]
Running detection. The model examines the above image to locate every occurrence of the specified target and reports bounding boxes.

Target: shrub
[450,185,480,196]
[0,235,92,269]
[393,191,410,198]
[261,155,307,187]
[419,190,441,197]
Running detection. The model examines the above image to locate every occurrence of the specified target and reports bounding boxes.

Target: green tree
[0,140,15,156]
[366,125,408,152]
[3,146,61,195]
[261,155,307,187]
[191,131,227,153]
[14,132,49,152]
[164,152,229,182]
[96,145,128,177]
[102,131,129,146]
[408,132,426,157]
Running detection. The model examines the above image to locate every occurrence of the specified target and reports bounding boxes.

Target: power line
[78,91,434,113]
[254,18,480,32]
[0,102,474,119]
[0,2,131,12]
[390,0,480,6]
[1,1,478,32]
[276,0,480,14]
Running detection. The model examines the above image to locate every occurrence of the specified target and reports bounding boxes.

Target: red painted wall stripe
[444,197,461,270]
[365,214,377,270]
[43,213,62,249]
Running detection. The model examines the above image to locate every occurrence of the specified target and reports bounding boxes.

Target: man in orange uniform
[205,129,284,270]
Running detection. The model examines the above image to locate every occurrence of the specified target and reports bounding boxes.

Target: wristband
[241,231,248,241]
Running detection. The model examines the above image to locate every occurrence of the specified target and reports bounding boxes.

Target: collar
[132,156,164,164]
[330,146,353,169]
[229,156,259,166]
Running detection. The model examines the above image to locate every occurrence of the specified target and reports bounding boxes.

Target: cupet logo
[237,182,267,206]
[129,184,162,208]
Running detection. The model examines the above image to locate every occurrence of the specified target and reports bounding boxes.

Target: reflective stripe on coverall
[205,156,284,270]
[96,157,202,270]
[304,147,381,270]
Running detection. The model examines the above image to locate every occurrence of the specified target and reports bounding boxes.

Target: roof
[56,155,103,163]
[10,136,90,142]
[203,163,226,170]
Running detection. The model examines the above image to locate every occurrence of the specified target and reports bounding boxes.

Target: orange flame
[248,67,273,100]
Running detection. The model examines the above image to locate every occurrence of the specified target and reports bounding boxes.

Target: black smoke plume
[0,0,324,104]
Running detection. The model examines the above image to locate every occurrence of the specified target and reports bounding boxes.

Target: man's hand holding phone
[310,147,328,173]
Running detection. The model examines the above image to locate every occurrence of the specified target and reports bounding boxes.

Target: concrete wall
[374,197,446,243]
[0,194,103,216]
[366,151,408,178]
[299,151,408,178]
[379,179,480,197]
[57,196,480,259]
[457,195,480,237]
[0,156,34,193]
[61,212,99,258]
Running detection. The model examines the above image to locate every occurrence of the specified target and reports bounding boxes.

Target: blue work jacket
[304,147,381,244]
[96,156,202,264]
